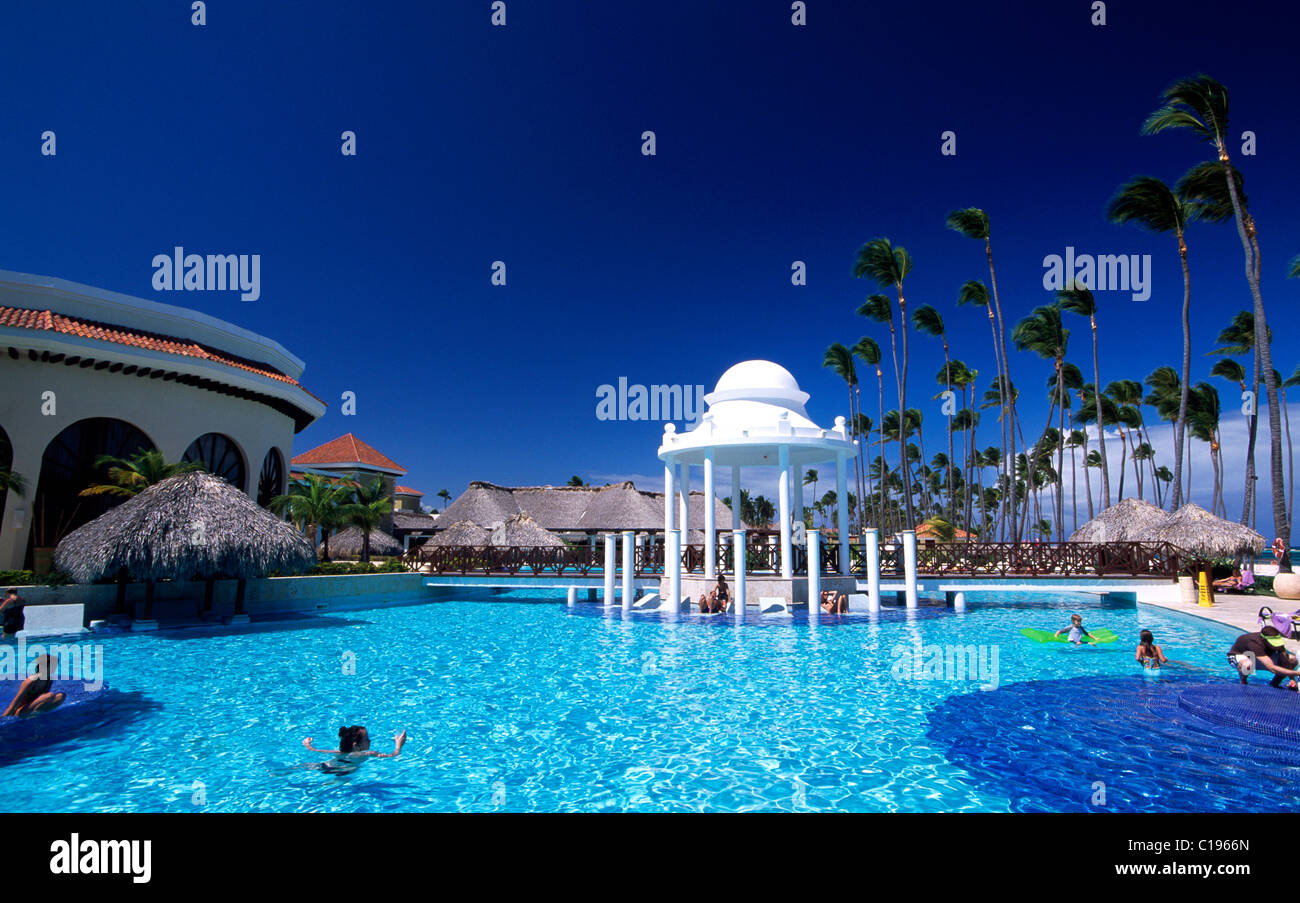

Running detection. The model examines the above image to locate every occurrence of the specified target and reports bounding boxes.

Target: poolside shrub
[0,570,73,587]
[308,560,410,576]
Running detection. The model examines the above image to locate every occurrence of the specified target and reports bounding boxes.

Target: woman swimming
[303,725,407,774]
[2,654,66,718]
[1135,629,1168,669]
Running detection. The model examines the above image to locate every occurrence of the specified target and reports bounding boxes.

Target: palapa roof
[54,471,316,583]
[322,526,402,559]
[436,480,735,533]
[1156,503,1266,558]
[392,511,438,532]
[1069,498,1172,544]
[490,513,567,547]
[427,520,491,547]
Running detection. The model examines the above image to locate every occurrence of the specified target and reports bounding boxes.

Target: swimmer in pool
[2,654,66,717]
[1135,629,1168,669]
[303,725,407,773]
[1054,613,1096,646]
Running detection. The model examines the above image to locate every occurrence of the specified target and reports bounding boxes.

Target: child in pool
[1135,629,1168,668]
[1054,613,1096,646]
[303,725,407,773]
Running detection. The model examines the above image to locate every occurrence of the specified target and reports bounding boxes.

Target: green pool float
[1020,627,1119,645]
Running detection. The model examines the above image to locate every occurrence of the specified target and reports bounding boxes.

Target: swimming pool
[0,591,1291,813]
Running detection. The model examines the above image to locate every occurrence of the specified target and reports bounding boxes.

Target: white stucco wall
[0,355,297,570]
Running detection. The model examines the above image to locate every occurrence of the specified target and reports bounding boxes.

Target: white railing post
[864,528,880,612]
[902,529,918,608]
[603,533,617,606]
[621,530,634,611]
[733,529,746,613]
[807,528,821,620]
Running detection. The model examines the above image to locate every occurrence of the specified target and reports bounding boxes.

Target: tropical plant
[1143,74,1289,570]
[271,473,352,562]
[1056,286,1111,511]
[78,449,205,499]
[339,475,395,563]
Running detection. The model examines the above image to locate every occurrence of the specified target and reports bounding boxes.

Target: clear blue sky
[2,1,1297,532]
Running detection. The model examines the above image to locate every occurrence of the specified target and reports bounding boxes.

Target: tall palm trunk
[896,284,913,527]
[984,243,1018,541]
[1218,146,1290,570]
[1242,345,1259,528]
[1088,314,1112,508]
[1171,237,1191,510]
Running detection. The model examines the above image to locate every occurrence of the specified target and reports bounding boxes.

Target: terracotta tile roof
[394,486,422,495]
[0,305,321,403]
[291,433,406,474]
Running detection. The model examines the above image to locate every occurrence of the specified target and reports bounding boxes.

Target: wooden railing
[407,540,1183,580]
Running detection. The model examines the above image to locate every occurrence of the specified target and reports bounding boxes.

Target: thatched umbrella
[1156,503,1266,559]
[427,520,491,547]
[489,513,566,547]
[54,471,315,619]
[322,526,401,560]
[1069,498,1172,544]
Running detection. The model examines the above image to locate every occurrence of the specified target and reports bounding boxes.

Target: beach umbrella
[54,471,316,619]
[54,470,315,583]
[1068,498,1172,544]
[427,520,491,547]
[321,526,401,559]
[1156,503,1266,559]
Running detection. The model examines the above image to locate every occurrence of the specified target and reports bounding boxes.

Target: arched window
[257,447,285,507]
[183,433,246,492]
[27,418,154,562]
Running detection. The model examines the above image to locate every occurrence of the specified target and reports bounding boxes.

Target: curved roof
[659,359,856,467]
[0,270,325,431]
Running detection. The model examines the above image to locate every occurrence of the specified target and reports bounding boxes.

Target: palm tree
[914,304,957,521]
[1208,311,1267,529]
[803,469,819,526]
[0,468,26,499]
[566,476,585,487]
[1013,303,1069,539]
[852,336,885,529]
[79,449,205,499]
[1107,380,1148,502]
[855,238,915,528]
[1066,429,1086,530]
[1186,383,1225,516]
[948,209,1019,540]
[1056,286,1111,510]
[823,343,864,532]
[341,475,394,563]
[437,488,452,509]
[1106,175,1194,510]
[1209,355,1253,525]
[1144,75,1289,571]
[272,473,351,561]
[1282,364,1299,535]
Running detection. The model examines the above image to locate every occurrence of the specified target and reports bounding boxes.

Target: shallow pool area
[0,590,1292,813]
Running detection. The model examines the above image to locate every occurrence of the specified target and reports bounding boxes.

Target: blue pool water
[0,590,1294,812]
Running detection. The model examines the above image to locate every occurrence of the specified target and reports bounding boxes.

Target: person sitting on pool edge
[1135,629,1168,669]
[1228,626,1300,690]
[303,725,408,758]
[2,654,66,718]
[1054,613,1096,646]
[820,589,848,614]
[1,587,26,637]
[697,575,730,614]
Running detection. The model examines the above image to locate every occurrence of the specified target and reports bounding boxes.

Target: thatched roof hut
[323,526,401,559]
[54,471,316,583]
[490,513,566,547]
[1156,503,1266,558]
[1069,498,1171,544]
[436,482,521,527]
[427,520,491,547]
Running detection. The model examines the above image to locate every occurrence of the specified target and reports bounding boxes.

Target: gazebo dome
[705,360,811,415]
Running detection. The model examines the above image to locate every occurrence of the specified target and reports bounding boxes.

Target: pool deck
[1140,590,1300,652]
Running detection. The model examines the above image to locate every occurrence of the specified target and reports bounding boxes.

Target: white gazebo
[657,360,858,607]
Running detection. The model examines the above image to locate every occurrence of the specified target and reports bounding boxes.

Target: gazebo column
[778,445,792,579]
[733,529,746,613]
[621,530,635,611]
[667,529,682,610]
[703,450,716,579]
[664,462,675,536]
[730,466,741,530]
[603,533,617,606]
[807,529,821,620]
[678,461,690,551]
[837,450,850,576]
[794,464,804,530]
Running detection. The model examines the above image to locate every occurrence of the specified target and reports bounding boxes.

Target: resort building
[290,433,407,534]
[0,269,325,572]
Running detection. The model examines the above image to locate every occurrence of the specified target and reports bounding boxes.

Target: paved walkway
[1141,590,1300,652]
